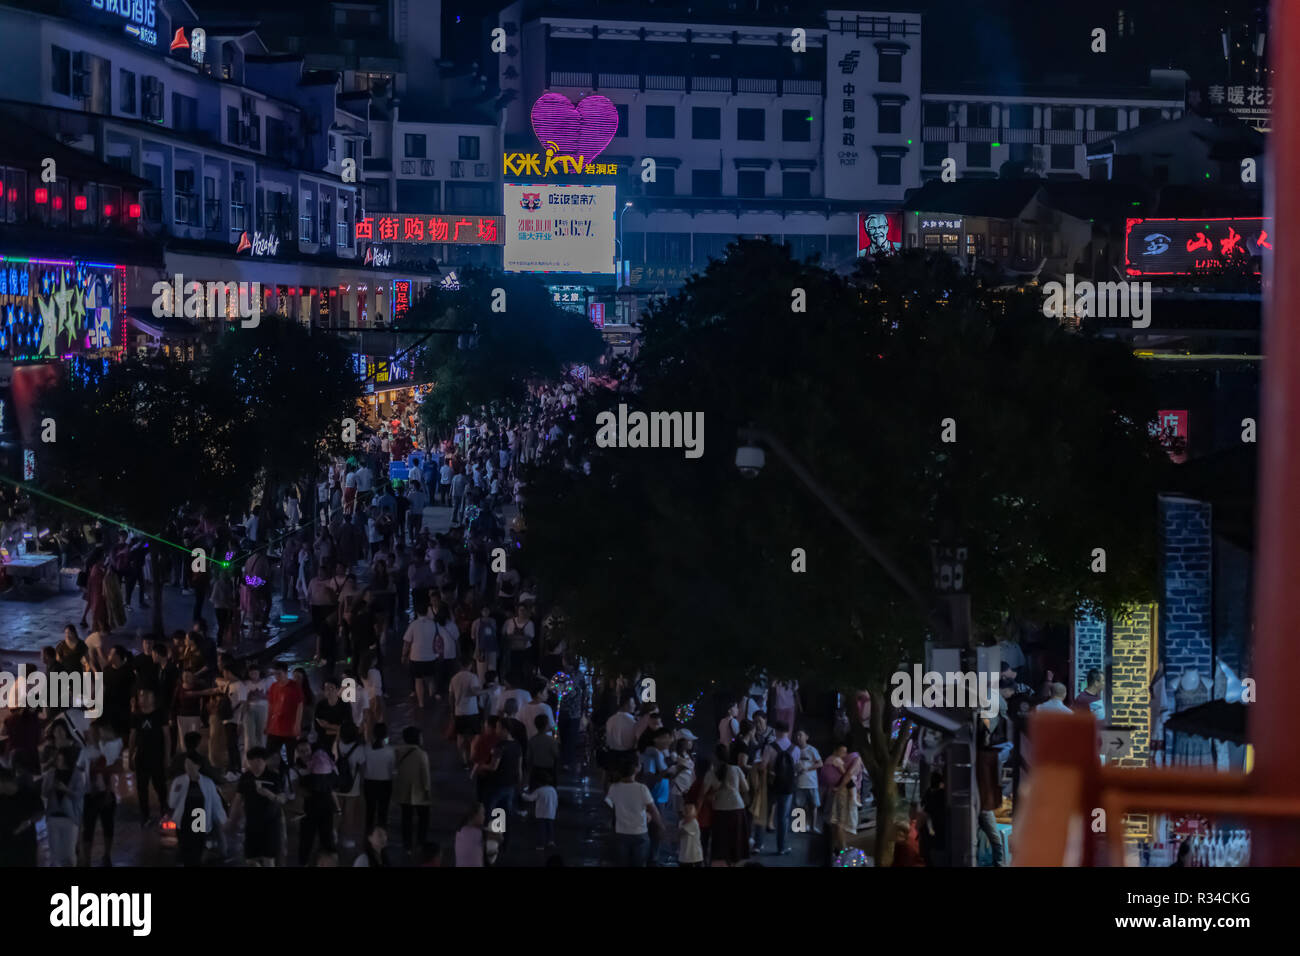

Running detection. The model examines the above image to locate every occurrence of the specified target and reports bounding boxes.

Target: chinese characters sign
[824,22,863,198]
[88,0,158,47]
[1150,409,1189,463]
[548,285,590,314]
[0,258,119,362]
[392,280,412,323]
[1205,84,1272,132]
[1125,217,1271,276]
[503,153,620,177]
[919,218,963,231]
[504,184,615,274]
[355,214,505,245]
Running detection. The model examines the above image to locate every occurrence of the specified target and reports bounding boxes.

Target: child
[678,802,703,867]
[670,734,696,815]
[520,768,558,849]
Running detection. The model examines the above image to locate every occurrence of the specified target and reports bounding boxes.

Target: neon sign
[0,258,119,361]
[235,231,280,257]
[89,0,158,47]
[1125,217,1270,276]
[392,279,412,322]
[364,246,393,268]
[512,92,620,178]
[355,214,504,245]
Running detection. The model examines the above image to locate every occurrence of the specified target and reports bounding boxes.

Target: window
[337,193,352,248]
[692,107,721,140]
[966,232,985,258]
[967,104,993,128]
[458,136,480,160]
[878,102,902,134]
[405,134,427,158]
[1008,105,1033,129]
[967,143,991,168]
[645,232,691,264]
[51,46,71,96]
[878,50,902,83]
[230,173,247,232]
[737,108,765,141]
[737,170,765,198]
[878,155,901,186]
[646,106,675,138]
[782,109,812,141]
[923,102,949,127]
[1094,106,1119,131]
[227,106,239,144]
[923,142,948,166]
[444,182,492,212]
[616,103,628,137]
[1139,108,1163,125]
[1050,107,1076,129]
[171,93,198,133]
[120,70,137,114]
[1050,144,1075,169]
[204,177,221,232]
[142,77,164,122]
[692,170,721,196]
[782,171,811,198]
[299,188,315,242]
[644,168,675,196]
[319,193,332,245]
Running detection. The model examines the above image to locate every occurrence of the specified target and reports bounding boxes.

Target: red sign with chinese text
[392,279,412,324]
[1125,218,1271,276]
[1152,409,1189,463]
[356,214,506,245]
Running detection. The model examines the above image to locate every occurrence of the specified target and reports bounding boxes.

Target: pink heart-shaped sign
[531,92,619,163]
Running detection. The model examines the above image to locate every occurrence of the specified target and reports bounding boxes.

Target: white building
[496,3,923,306]
[920,71,1187,182]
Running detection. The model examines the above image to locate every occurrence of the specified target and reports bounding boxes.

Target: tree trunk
[872,771,898,866]
[150,549,165,638]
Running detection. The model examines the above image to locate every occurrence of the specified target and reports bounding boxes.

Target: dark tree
[525,239,1172,862]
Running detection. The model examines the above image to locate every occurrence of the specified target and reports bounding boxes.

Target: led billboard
[504,183,616,274]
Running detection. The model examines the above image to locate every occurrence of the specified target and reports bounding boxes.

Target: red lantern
[103,203,115,217]
[34,188,48,204]
[53,196,63,210]
[128,203,141,218]
[74,195,87,211]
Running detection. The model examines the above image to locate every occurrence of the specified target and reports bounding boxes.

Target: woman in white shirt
[362,723,397,836]
[703,745,750,866]
[241,664,271,753]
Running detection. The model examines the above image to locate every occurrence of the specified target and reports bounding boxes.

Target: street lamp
[617,201,634,287]
[736,424,945,639]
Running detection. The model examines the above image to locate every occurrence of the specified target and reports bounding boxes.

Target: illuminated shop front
[0,256,124,362]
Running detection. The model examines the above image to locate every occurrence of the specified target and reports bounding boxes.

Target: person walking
[361,723,396,835]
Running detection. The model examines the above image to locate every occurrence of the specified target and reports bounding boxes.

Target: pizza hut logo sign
[521,192,542,211]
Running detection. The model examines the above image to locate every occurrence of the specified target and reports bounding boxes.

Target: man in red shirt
[265,664,304,767]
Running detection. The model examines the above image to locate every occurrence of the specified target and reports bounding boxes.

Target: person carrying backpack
[335,724,367,857]
[762,720,801,856]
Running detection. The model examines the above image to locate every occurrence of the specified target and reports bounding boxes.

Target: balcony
[921,126,1090,146]
[646,75,686,91]
[548,72,824,96]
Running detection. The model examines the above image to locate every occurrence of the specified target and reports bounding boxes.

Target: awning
[1164,699,1249,745]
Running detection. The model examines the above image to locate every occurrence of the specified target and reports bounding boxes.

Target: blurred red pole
[1251,0,1300,865]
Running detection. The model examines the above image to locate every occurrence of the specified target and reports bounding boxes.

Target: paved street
[3,502,826,866]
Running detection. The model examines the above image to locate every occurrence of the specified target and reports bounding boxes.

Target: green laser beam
[0,473,354,573]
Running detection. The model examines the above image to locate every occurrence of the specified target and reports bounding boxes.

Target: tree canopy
[408,268,604,432]
[526,239,1172,703]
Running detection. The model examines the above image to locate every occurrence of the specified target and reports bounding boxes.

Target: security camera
[735,445,765,477]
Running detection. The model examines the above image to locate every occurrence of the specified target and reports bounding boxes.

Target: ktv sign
[503,93,621,179]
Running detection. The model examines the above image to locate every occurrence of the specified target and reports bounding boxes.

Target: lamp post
[735,424,946,640]
[617,201,633,287]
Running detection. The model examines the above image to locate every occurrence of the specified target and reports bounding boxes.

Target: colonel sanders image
[864,213,899,255]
